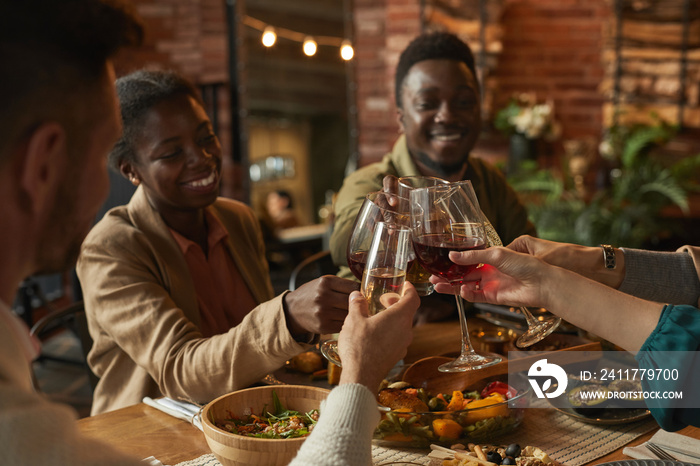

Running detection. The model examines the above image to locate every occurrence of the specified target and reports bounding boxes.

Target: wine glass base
[515,316,562,348]
[437,352,502,372]
[320,339,342,367]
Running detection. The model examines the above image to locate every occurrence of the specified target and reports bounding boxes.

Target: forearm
[509,237,626,288]
[544,244,626,288]
[152,296,305,403]
[542,265,663,352]
[288,384,380,466]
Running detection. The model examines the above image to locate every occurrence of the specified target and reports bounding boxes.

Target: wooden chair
[288,250,338,291]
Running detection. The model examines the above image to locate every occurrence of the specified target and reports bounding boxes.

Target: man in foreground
[0,1,146,463]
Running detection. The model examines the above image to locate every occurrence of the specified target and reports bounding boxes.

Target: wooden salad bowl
[201,385,330,466]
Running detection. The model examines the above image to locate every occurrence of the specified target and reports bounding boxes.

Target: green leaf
[639,180,688,213]
[272,390,284,416]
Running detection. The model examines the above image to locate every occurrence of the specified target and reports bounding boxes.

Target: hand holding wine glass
[410,182,501,372]
[452,181,561,347]
[322,221,412,366]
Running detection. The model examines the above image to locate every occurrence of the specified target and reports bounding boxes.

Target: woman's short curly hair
[394,32,478,108]
[109,69,203,173]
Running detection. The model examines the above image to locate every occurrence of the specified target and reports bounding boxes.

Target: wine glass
[410,183,502,372]
[453,180,561,347]
[321,221,412,366]
[397,176,450,296]
[346,191,410,281]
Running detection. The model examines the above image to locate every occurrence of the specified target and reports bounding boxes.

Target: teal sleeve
[635,304,700,431]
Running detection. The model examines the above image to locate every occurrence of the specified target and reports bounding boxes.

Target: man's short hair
[0,0,143,166]
[394,32,478,108]
[110,70,204,173]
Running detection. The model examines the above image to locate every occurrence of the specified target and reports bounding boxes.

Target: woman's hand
[283,276,359,336]
[338,283,419,390]
[430,246,552,309]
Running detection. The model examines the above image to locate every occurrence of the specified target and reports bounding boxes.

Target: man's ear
[120,161,140,186]
[396,109,406,134]
[20,122,67,214]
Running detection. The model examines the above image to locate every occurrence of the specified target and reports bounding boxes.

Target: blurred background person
[267,189,300,230]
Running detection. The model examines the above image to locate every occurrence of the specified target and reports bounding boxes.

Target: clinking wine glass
[453,180,561,347]
[321,221,411,367]
[346,191,411,281]
[397,176,451,296]
[410,182,501,372]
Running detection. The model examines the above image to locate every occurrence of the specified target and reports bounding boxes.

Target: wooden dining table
[77,319,700,465]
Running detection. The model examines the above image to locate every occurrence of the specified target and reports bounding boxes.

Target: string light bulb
[303,36,317,56]
[340,40,354,60]
[261,26,276,47]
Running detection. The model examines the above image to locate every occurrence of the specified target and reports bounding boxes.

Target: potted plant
[494,93,561,175]
[510,114,700,248]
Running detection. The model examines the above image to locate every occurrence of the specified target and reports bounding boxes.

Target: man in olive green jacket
[331,32,535,282]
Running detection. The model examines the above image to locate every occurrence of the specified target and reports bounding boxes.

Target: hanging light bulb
[262,26,276,47]
[303,36,317,56]
[340,40,354,61]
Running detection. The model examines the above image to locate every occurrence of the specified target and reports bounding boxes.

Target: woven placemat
[171,407,658,466]
[174,453,220,466]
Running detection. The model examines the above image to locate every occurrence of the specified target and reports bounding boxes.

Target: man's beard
[412,149,467,177]
[33,171,92,275]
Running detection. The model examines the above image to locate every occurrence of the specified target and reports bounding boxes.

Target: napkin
[143,397,203,431]
[623,429,700,463]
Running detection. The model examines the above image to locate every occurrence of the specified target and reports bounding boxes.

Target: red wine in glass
[347,250,368,280]
[349,250,416,282]
[412,233,486,285]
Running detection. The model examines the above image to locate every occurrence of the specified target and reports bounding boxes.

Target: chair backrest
[29,300,99,392]
[288,250,337,291]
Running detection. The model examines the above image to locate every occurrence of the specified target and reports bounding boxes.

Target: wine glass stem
[454,286,476,355]
[520,306,539,327]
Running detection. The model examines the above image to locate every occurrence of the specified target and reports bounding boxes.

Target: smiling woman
[76,69,358,415]
[122,92,222,247]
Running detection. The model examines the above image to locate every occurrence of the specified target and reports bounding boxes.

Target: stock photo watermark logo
[507,351,699,411]
[527,359,567,399]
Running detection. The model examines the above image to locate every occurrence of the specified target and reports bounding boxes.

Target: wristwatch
[600,244,616,269]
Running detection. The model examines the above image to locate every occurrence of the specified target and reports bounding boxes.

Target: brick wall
[116,0,228,81]
[115,0,613,176]
[492,0,610,142]
[113,0,242,199]
[352,0,422,166]
[353,0,612,167]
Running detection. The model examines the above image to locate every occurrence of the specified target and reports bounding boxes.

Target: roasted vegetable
[327,362,341,385]
[287,351,323,373]
[432,418,463,439]
[607,379,644,405]
[378,388,430,412]
[481,381,517,399]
